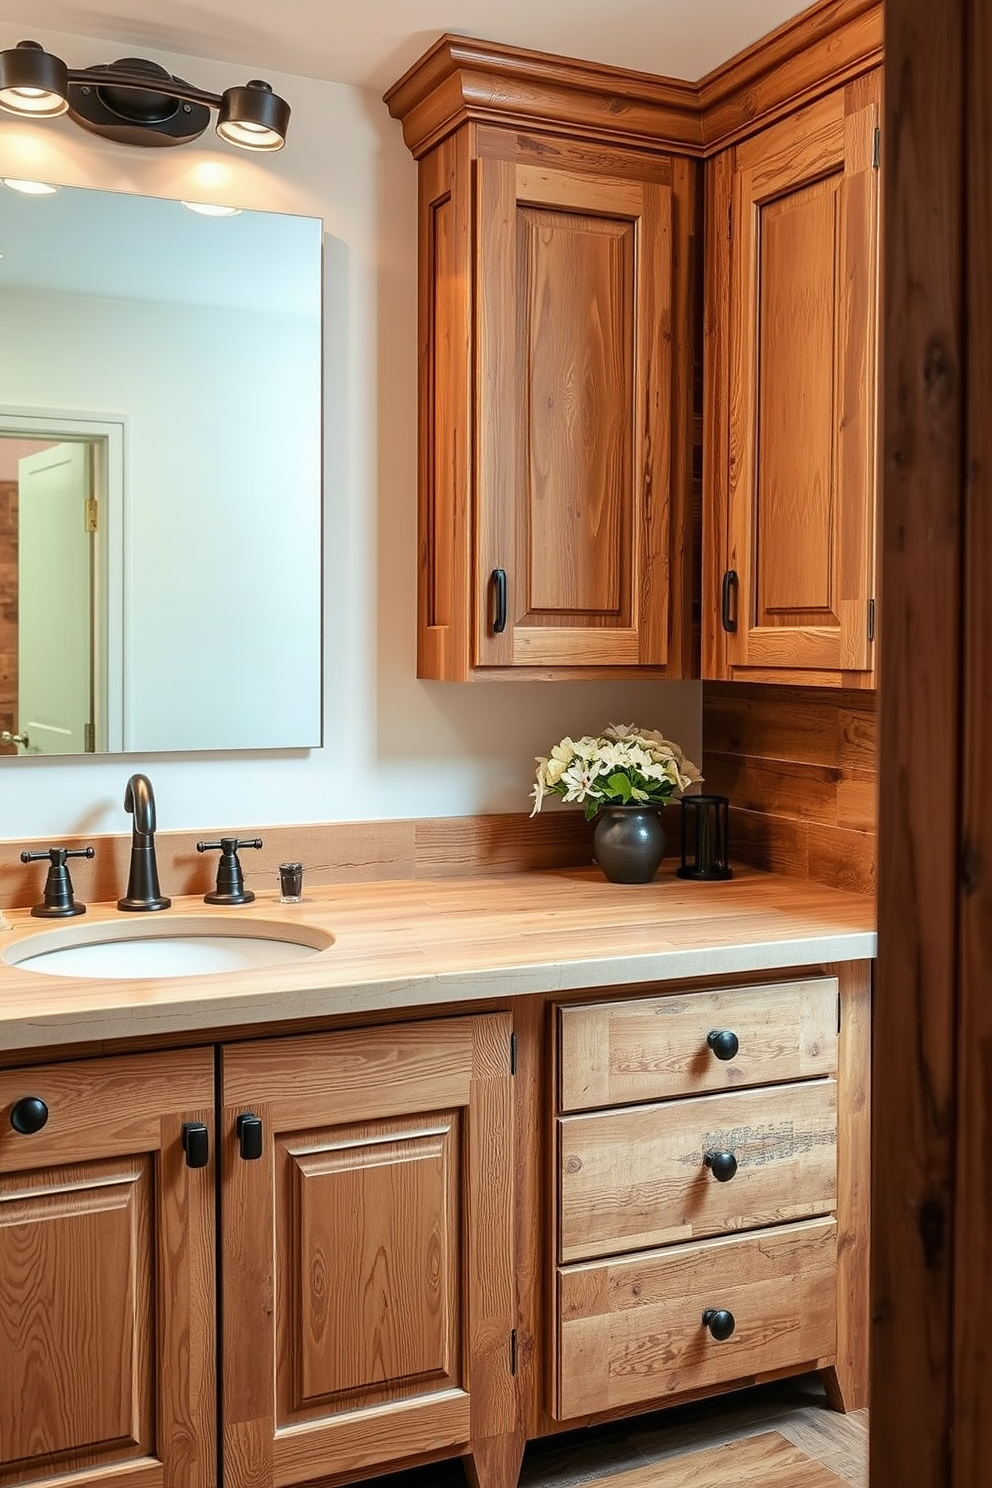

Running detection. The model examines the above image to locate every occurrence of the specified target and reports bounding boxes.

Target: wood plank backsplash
[702,681,877,895]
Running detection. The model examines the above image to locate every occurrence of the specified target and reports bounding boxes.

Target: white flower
[560,759,604,804]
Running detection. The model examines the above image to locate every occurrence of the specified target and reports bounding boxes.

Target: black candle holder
[676,794,733,881]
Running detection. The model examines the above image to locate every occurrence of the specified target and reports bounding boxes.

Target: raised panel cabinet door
[0,1049,216,1488]
[475,157,673,669]
[725,73,881,678]
[221,1013,517,1488]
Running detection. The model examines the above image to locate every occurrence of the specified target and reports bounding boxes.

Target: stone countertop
[0,865,876,1056]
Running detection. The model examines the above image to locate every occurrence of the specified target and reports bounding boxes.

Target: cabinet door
[723,73,881,680]
[0,1049,215,1488]
[475,154,674,670]
[221,1014,516,1488]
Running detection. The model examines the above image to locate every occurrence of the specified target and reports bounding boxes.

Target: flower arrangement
[530,723,702,821]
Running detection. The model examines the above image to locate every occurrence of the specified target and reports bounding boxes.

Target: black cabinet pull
[9,1096,49,1134]
[491,568,507,634]
[721,569,738,633]
[702,1308,736,1341]
[181,1122,210,1169]
[237,1112,263,1161]
[703,1148,738,1182]
[707,1029,740,1062]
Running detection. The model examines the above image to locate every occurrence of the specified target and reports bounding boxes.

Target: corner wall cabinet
[386,43,699,681]
[704,70,883,688]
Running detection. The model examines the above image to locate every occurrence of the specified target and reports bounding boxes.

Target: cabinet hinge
[837,992,842,1035]
[868,597,876,643]
[510,1329,518,1376]
[84,497,98,533]
[84,721,95,753]
[509,1031,518,1076]
[872,125,881,170]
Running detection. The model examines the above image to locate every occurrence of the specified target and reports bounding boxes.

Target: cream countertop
[0,865,876,1055]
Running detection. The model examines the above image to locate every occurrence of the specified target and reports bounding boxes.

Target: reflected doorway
[0,415,122,755]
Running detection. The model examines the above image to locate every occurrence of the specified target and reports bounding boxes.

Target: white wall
[0,19,702,843]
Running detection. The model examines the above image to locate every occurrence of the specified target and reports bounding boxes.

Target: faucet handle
[20,846,95,918]
[196,836,263,906]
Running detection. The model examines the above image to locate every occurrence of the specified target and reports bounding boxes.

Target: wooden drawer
[558,1079,836,1262]
[558,976,838,1112]
[556,1217,837,1419]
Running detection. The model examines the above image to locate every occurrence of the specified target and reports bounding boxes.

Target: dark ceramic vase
[592,805,667,884]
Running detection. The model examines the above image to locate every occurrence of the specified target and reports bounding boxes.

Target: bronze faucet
[118,773,171,911]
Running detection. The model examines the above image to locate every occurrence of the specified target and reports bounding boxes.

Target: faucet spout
[118,772,171,912]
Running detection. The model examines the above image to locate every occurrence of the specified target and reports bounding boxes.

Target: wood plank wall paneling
[0,480,17,753]
[702,682,876,895]
[0,811,597,912]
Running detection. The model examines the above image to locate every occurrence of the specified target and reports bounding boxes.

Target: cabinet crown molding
[384,0,882,159]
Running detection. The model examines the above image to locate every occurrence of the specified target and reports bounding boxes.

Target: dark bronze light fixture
[0,40,290,150]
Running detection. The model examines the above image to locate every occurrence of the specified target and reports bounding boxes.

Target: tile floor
[363,1375,868,1488]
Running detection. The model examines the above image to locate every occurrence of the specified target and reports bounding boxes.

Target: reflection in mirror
[0,180,323,756]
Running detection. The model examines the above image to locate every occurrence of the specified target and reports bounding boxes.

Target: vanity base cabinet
[220,1012,520,1488]
[551,966,870,1427]
[0,1049,216,1488]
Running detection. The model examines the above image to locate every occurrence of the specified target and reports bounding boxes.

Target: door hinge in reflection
[84,722,95,753]
[510,1031,518,1075]
[84,498,98,533]
[510,1329,518,1375]
[868,598,876,643]
[873,126,881,170]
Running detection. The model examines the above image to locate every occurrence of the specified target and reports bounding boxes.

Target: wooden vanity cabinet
[396,103,697,680]
[0,1049,216,1488]
[552,968,870,1421]
[704,69,883,688]
[219,1012,520,1488]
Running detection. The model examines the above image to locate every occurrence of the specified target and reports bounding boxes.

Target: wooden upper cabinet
[388,45,698,681]
[705,69,882,687]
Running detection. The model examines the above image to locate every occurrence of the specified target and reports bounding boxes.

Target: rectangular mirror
[0,180,323,756]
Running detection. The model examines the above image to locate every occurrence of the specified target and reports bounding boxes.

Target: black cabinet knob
[702,1308,736,1341]
[703,1148,738,1182]
[237,1112,263,1161]
[707,1029,740,1061]
[181,1121,210,1169]
[9,1096,49,1134]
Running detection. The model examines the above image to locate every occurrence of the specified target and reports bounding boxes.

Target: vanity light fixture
[0,40,290,151]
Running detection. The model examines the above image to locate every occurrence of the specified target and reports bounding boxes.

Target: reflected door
[18,443,93,753]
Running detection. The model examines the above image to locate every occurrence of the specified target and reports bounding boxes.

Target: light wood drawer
[558,976,838,1112]
[558,1079,836,1262]
[556,1217,837,1419]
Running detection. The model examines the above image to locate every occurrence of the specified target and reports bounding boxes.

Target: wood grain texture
[586,1428,850,1488]
[721,76,880,682]
[383,3,882,162]
[0,810,597,910]
[221,1014,516,1488]
[0,1049,215,1488]
[953,0,992,1480]
[558,977,838,1112]
[557,1221,837,1419]
[871,0,964,1484]
[820,961,870,1413]
[558,1079,837,1262]
[702,683,876,894]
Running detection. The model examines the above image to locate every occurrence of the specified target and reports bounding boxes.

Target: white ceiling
[0,0,810,94]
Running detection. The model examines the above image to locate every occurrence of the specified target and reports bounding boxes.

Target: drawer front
[557,1217,837,1419]
[558,976,838,1112]
[559,1079,836,1262]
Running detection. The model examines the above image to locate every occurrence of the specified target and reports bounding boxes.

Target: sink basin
[3,915,333,980]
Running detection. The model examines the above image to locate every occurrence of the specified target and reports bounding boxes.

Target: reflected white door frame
[0,408,125,752]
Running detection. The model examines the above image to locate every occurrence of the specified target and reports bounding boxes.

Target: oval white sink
[4,915,333,980]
